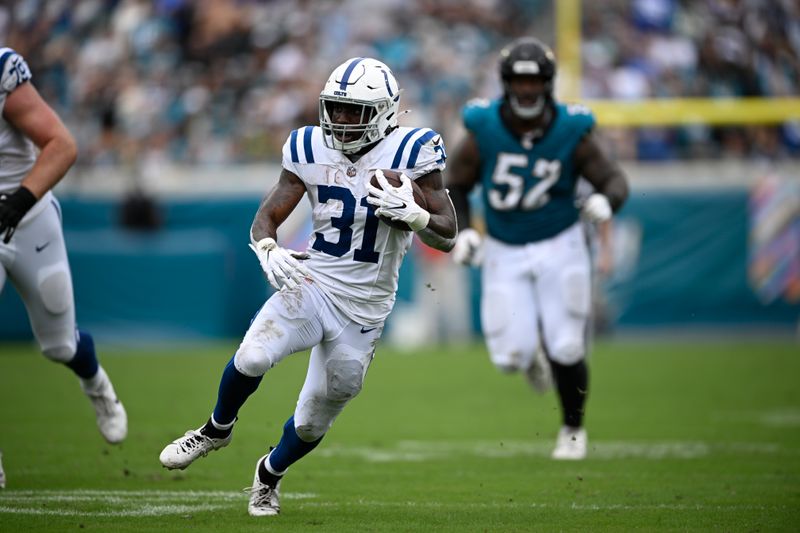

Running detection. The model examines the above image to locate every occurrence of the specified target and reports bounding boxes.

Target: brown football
[369,170,427,231]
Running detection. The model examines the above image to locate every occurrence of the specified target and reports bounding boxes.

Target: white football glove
[452,228,483,266]
[581,193,612,224]
[249,237,310,291]
[366,170,431,232]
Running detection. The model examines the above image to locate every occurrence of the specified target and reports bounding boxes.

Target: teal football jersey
[463,99,595,244]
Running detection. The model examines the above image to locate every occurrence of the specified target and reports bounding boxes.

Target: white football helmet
[319,57,401,153]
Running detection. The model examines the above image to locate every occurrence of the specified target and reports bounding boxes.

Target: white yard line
[0,490,316,517]
[0,490,316,501]
[0,492,790,517]
[0,439,788,517]
[315,439,784,462]
[292,500,790,512]
[0,490,246,501]
[0,504,233,517]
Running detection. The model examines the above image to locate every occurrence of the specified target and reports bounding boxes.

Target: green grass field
[0,339,798,532]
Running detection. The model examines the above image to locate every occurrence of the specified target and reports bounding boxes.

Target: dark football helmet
[499,37,556,119]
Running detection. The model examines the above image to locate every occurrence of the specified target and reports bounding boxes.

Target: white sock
[265,451,287,477]
[210,414,236,431]
[81,366,109,395]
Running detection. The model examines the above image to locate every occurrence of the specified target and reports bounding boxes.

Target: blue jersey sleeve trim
[0,50,14,83]
[435,140,447,165]
[391,127,421,169]
[289,129,299,163]
[303,126,315,163]
[406,130,437,168]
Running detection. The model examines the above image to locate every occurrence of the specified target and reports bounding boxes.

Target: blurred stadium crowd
[583,0,800,160]
[2,0,799,168]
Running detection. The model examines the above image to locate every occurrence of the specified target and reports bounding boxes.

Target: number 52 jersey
[282,125,446,326]
[463,99,595,245]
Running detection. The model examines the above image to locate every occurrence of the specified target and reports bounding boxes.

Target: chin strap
[509,94,545,119]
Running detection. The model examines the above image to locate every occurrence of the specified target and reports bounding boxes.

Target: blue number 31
[311,185,380,264]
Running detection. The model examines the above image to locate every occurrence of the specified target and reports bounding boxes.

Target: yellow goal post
[556,0,800,126]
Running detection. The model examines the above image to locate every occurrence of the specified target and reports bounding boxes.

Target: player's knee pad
[38,266,72,315]
[233,342,275,377]
[325,345,366,402]
[326,359,364,401]
[548,340,585,366]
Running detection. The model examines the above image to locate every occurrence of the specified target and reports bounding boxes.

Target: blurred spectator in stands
[582,0,800,160]
[3,0,799,167]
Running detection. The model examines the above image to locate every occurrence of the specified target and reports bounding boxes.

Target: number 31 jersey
[282,125,446,326]
[463,99,595,244]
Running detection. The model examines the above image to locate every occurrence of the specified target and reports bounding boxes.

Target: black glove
[0,186,38,244]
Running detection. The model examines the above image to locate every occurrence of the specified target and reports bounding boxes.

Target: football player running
[447,38,629,460]
[0,48,128,472]
[159,57,457,516]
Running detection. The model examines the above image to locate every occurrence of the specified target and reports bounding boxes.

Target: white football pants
[480,222,591,370]
[234,281,382,442]
[0,196,77,361]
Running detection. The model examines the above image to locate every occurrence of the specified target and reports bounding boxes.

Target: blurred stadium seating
[0,0,797,340]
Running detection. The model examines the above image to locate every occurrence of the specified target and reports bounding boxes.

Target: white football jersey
[0,48,53,221]
[282,125,446,326]
[0,48,36,192]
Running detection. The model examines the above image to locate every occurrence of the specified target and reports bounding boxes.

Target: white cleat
[524,349,553,394]
[247,454,281,517]
[84,375,128,444]
[159,427,232,470]
[0,451,6,489]
[551,426,587,460]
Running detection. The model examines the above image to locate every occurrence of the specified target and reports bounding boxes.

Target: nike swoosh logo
[360,326,377,334]
[381,202,406,210]
[35,242,50,253]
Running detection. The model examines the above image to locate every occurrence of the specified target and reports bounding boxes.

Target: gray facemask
[509,94,545,119]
